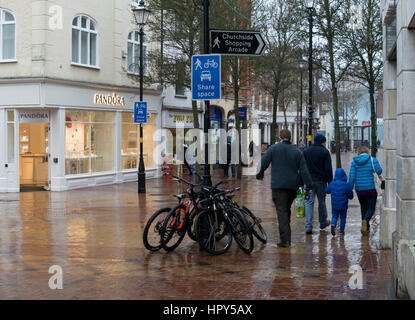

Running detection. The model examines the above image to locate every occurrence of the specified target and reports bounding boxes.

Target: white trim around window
[0,8,16,62]
[71,14,99,69]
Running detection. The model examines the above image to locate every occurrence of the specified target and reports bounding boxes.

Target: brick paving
[0,153,392,299]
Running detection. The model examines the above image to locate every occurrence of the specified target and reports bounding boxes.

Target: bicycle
[159,174,221,252]
[195,187,254,255]
[142,207,172,252]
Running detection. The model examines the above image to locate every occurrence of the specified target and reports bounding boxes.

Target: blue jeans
[331,209,347,232]
[305,182,328,231]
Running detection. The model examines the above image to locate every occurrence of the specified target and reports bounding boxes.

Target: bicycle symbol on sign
[204,59,218,69]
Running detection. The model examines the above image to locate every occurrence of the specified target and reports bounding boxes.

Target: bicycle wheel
[195,209,232,255]
[228,208,254,254]
[142,207,171,252]
[187,209,198,242]
[240,205,267,244]
[160,204,188,252]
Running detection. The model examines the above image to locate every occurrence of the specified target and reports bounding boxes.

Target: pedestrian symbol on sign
[213,37,221,49]
[195,58,202,70]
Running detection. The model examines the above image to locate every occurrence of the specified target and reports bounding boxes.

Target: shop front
[161,108,202,156]
[0,80,162,193]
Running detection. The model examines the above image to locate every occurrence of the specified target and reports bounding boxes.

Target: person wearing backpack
[325,168,354,236]
[349,146,383,235]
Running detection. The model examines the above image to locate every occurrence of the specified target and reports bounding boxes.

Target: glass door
[19,122,49,190]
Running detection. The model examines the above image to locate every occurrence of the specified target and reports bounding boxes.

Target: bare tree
[313,0,354,168]
[254,0,304,144]
[147,0,203,129]
[345,0,382,156]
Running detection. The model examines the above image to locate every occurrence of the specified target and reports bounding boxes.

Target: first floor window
[0,8,16,61]
[72,15,98,67]
[127,30,147,75]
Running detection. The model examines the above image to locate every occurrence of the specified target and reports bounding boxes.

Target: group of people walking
[256,129,383,248]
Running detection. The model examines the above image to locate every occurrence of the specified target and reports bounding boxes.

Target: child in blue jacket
[325,168,354,236]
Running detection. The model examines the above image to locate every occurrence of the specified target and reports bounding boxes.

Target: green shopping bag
[295,188,306,218]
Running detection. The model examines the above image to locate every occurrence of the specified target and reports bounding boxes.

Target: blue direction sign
[191,54,221,100]
[134,102,147,123]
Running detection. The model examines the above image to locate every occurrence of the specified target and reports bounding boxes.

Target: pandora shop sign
[94,92,125,107]
[19,110,50,123]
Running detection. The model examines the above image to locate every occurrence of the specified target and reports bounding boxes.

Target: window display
[65,110,114,175]
[121,112,155,170]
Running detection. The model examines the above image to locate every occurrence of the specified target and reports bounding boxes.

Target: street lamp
[306,0,315,147]
[299,60,305,144]
[132,1,151,194]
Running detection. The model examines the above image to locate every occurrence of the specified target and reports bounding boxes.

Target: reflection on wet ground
[0,153,391,299]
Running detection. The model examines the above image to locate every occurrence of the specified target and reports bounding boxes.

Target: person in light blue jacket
[349,146,383,235]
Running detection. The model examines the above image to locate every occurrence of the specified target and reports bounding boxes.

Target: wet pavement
[0,152,392,300]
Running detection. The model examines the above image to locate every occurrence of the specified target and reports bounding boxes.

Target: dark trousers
[272,189,297,244]
[223,164,236,177]
[357,194,377,229]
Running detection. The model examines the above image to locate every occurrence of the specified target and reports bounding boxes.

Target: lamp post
[299,60,305,144]
[306,0,314,147]
[132,1,151,194]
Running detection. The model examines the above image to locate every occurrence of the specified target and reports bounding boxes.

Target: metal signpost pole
[202,0,212,186]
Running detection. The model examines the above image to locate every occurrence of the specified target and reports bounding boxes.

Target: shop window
[72,15,98,68]
[6,110,14,163]
[65,110,114,175]
[121,112,155,170]
[127,30,147,75]
[0,8,16,61]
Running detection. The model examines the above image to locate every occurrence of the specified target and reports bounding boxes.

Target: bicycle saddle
[173,193,187,200]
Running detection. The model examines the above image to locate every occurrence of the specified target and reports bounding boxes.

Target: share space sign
[191,54,221,100]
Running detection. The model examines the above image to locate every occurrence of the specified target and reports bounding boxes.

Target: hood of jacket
[353,154,371,166]
[334,168,347,182]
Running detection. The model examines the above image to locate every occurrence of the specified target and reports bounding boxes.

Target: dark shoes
[305,229,313,235]
[320,220,330,230]
[331,225,336,236]
[277,242,291,248]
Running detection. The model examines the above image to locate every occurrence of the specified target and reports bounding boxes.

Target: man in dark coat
[302,133,333,234]
[256,129,313,247]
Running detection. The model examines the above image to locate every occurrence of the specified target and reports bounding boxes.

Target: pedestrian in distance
[223,137,236,177]
[298,137,306,152]
[303,133,333,234]
[349,146,383,235]
[325,168,354,236]
[256,129,313,248]
[183,143,193,176]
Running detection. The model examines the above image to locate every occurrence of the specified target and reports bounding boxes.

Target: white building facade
[0,0,163,192]
[381,0,415,299]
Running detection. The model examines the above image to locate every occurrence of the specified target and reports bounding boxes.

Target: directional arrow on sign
[210,30,266,56]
